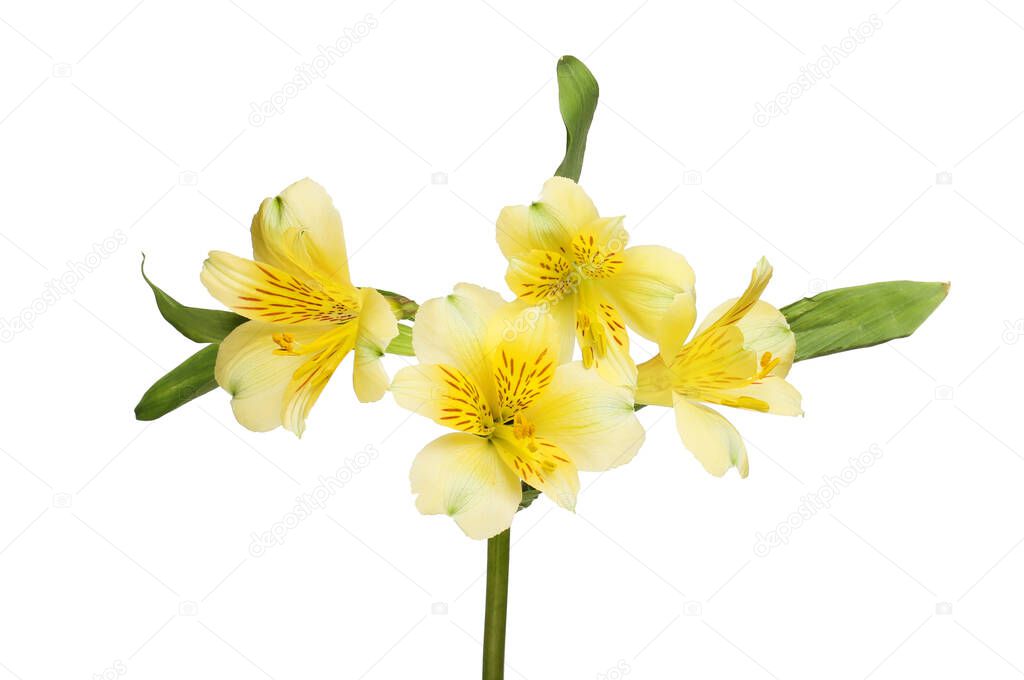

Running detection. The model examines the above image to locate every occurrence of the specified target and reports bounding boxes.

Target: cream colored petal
[410,433,522,540]
[412,284,506,404]
[655,292,697,364]
[390,364,495,436]
[697,299,796,377]
[251,178,351,286]
[214,321,322,434]
[526,362,645,471]
[602,246,695,343]
[673,395,749,478]
[635,355,674,407]
[351,288,399,403]
[493,431,579,511]
[201,250,360,325]
[539,176,599,229]
[713,377,803,416]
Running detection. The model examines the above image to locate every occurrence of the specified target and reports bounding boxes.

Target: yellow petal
[527,362,645,471]
[201,251,360,325]
[539,176,599,230]
[635,355,674,407]
[577,284,636,388]
[495,177,599,258]
[391,364,495,436]
[496,204,570,259]
[352,288,399,403]
[493,430,580,511]
[410,433,522,540]
[672,395,749,478]
[215,320,346,436]
[412,284,506,405]
[491,307,560,421]
[281,326,355,436]
[251,178,351,286]
[703,257,773,333]
[697,300,796,378]
[505,249,579,305]
[602,245,695,343]
[656,291,698,364]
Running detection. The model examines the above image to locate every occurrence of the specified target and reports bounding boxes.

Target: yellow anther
[272,332,297,355]
[755,351,780,380]
[512,413,539,452]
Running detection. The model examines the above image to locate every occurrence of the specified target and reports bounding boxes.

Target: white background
[1,1,1022,678]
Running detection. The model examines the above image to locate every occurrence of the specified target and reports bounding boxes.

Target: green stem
[483,528,511,680]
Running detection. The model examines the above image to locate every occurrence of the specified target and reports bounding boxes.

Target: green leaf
[554,55,599,183]
[135,344,220,420]
[517,482,541,511]
[141,255,246,343]
[386,323,414,356]
[781,281,949,362]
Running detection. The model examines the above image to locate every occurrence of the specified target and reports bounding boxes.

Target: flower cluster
[202,176,801,539]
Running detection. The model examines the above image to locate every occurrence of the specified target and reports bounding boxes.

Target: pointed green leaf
[781,281,949,362]
[141,255,246,343]
[554,55,599,183]
[135,344,220,420]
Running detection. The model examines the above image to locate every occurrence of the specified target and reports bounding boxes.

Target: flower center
[571,231,623,279]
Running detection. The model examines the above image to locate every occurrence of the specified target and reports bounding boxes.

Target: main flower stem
[483,528,511,680]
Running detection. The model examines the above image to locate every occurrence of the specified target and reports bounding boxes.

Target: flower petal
[281,327,355,436]
[577,283,636,388]
[214,320,338,436]
[539,176,599,229]
[697,300,796,378]
[602,245,695,343]
[527,362,645,471]
[352,288,399,403]
[493,432,580,511]
[410,433,522,540]
[635,355,674,407]
[391,364,495,436]
[505,249,578,305]
[496,177,599,258]
[656,291,698,364]
[490,307,560,419]
[201,251,360,325]
[496,204,570,259]
[702,257,773,333]
[714,377,803,416]
[412,284,506,404]
[251,178,351,286]
[672,395,749,478]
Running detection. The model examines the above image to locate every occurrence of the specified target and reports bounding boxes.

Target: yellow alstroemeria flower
[200,178,398,437]
[497,177,694,386]
[636,258,802,478]
[391,284,645,540]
